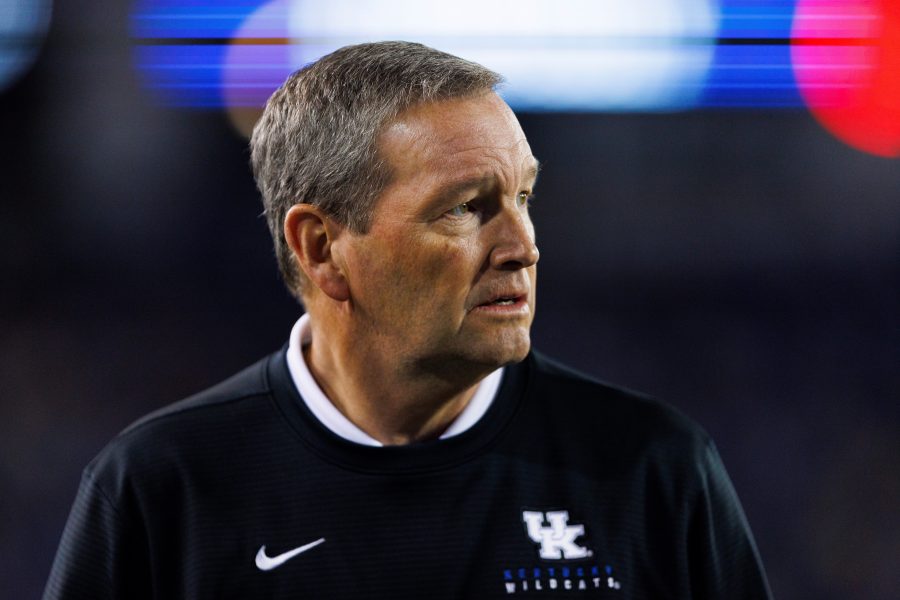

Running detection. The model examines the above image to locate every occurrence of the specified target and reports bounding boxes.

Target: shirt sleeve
[687,440,773,600]
[43,469,152,600]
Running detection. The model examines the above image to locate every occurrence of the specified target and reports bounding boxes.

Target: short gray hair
[250,41,502,300]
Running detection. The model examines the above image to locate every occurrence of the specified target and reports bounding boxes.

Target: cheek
[400,235,484,311]
[359,234,479,307]
[423,237,475,274]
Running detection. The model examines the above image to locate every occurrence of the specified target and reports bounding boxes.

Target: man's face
[337,92,539,373]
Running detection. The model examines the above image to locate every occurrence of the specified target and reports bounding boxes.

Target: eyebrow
[431,158,543,207]
[431,176,493,207]
[526,159,542,182]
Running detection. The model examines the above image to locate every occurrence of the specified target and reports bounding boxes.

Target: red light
[792,0,900,157]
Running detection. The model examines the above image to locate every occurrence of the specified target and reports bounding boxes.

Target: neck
[304,312,490,446]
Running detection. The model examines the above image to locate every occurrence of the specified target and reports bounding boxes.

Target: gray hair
[249,41,503,300]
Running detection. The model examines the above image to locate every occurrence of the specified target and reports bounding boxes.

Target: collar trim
[285,313,503,447]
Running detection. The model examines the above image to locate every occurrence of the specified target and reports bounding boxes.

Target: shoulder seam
[82,468,124,521]
[121,390,270,438]
[117,358,272,439]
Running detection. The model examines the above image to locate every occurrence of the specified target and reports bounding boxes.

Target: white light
[286,0,721,110]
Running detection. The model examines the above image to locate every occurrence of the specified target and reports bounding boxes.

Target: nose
[489,206,540,270]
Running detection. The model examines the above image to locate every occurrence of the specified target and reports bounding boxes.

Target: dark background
[2,4,898,599]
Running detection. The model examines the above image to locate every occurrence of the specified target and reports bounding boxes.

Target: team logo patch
[501,509,622,594]
[522,510,592,560]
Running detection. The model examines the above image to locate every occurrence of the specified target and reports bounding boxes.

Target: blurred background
[2,0,898,598]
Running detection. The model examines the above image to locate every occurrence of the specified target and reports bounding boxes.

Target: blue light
[702,1,804,107]
[132,0,722,115]
[0,0,53,93]
[702,45,803,108]
[136,44,229,107]
[130,0,818,115]
[717,0,795,39]
[132,1,260,39]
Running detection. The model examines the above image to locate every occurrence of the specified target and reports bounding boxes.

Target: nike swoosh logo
[255,538,326,571]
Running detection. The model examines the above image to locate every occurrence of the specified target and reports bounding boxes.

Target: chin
[473,330,532,367]
[505,342,532,364]
[424,326,532,377]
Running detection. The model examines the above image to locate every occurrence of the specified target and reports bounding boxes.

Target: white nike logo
[255,538,326,571]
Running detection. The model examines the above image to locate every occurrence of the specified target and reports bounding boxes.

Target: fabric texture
[44,349,772,599]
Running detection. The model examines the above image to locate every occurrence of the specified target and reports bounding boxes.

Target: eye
[447,202,471,217]
[517,191,534,207]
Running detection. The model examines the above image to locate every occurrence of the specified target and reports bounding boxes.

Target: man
[45,42,772,598]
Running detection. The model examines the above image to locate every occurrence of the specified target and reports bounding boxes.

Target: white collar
[285,313,503,447]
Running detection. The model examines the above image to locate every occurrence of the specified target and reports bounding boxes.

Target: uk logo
[522,510,592,560]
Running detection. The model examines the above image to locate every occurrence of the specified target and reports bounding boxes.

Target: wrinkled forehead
[378,92,536,182]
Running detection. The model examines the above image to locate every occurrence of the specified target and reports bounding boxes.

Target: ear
[283,204,350,302]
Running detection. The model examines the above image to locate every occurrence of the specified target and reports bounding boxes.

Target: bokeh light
[221,0,292,137]
[131,0,900,158]
[135,0,721,132]
[0,0,52,93]
[792,0,900,157]
[702,1,803,107]
[284,0,720,111]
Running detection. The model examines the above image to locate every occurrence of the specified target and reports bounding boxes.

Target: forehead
[378,93,537,186]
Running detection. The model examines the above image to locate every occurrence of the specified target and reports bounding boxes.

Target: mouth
[482,296,522,306]
[472,293,529,313]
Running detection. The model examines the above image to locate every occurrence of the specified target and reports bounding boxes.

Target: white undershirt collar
[285,313,503,447]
